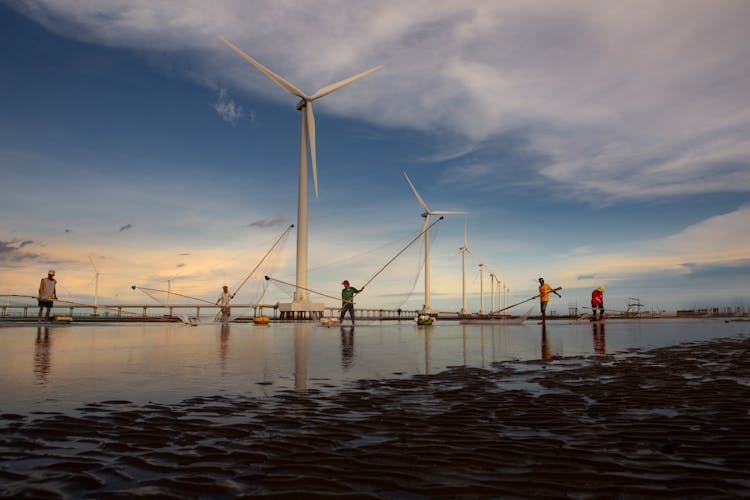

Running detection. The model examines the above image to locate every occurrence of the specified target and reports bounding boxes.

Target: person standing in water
[538,277,561,322]
[216,285,234,323]
[38,269,58,322]
[339,280,361,324]
[591,286,605,321]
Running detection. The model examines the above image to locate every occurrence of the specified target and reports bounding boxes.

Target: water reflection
[34,326,51,384]
[219,324,231,365]
[294,323,307,391]
[593,323,606,355]
[479,326,487,368]
[423,328,432,374]
[3,319,743,416]
[541,323,551,360]
[340,326,354,370]
[462,326,468,366]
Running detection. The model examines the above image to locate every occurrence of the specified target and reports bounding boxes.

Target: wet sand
[1,334,748,498]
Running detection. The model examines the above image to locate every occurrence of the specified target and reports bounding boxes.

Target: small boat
[416,315,434,325]
[253,316,270,325]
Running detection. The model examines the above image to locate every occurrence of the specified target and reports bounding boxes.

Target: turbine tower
[219,36,382,314]
[89,256,100,316]
[404,171,464,314]
[489,272,496,313]
[478,262,485,315]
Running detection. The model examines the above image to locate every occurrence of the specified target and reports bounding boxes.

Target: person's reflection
[541,322,551,360]
[34,326,52,384]
[593,323,606,355]
[219,323,231,365]
[340,325,355,370]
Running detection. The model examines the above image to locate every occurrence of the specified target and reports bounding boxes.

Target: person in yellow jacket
[538,277,561,322]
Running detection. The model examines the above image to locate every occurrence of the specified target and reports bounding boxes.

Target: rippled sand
[1,335,749,498]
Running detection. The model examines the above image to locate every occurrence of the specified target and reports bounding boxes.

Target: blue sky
[1,0,749,313]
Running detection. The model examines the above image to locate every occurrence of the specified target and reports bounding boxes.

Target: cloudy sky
[1,0,749,313]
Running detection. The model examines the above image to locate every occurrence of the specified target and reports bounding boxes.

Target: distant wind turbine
[89,256,100,315]
[456,216,473,316]
[478,262,485,315]
[219,36,382,309]
[489,272,496,313]
[403,171,465,314]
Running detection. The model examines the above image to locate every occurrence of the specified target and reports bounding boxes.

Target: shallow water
[0,318,745,415]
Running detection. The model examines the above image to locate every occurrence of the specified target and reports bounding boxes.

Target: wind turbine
[219,36,382,310]
[403,171,465,314]
[489,272,496,314]
[478,262,485,315]
[89,256,100,316]
[456,216,473,316]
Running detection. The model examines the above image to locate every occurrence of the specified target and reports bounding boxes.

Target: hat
[342,280,350,286]
[48,269,55,276]
[538,277,544,283]
[597,286,605,292]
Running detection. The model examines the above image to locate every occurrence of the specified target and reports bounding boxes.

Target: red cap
[342,280,349,286]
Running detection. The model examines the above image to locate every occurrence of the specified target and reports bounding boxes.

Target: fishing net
[307,220,442,311]
[131,226,294,319]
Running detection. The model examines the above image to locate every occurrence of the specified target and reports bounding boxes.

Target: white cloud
[11,0,750,202]
[658,204,750,263]
[546,204,750,291]
[212,88,244,125]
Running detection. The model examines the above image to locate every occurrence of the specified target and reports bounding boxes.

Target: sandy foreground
[1,334,749,498]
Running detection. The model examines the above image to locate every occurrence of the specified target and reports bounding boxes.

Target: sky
[1,0,749,314]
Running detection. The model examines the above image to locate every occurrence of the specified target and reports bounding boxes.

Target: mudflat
[1,334,748,498]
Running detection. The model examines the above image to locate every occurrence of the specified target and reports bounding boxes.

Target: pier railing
[0,302,423,320]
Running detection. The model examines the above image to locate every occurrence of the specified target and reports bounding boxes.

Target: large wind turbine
[219,36,382,310]
[403,171,464,314]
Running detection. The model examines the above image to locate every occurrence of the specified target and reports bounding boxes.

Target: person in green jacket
[339,280,362,324]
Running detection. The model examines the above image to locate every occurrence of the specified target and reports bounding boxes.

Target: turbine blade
[310,65,383,100]
[403,171,430,213]
[305,102,319,199]
[218,36,307,99]
[89,256,99,274]
[473,251,484,265]
[431,210,466,215]
[463,215,468,247]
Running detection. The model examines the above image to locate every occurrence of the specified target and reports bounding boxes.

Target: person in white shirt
[38,269,58,322]
[216,285,234,323]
